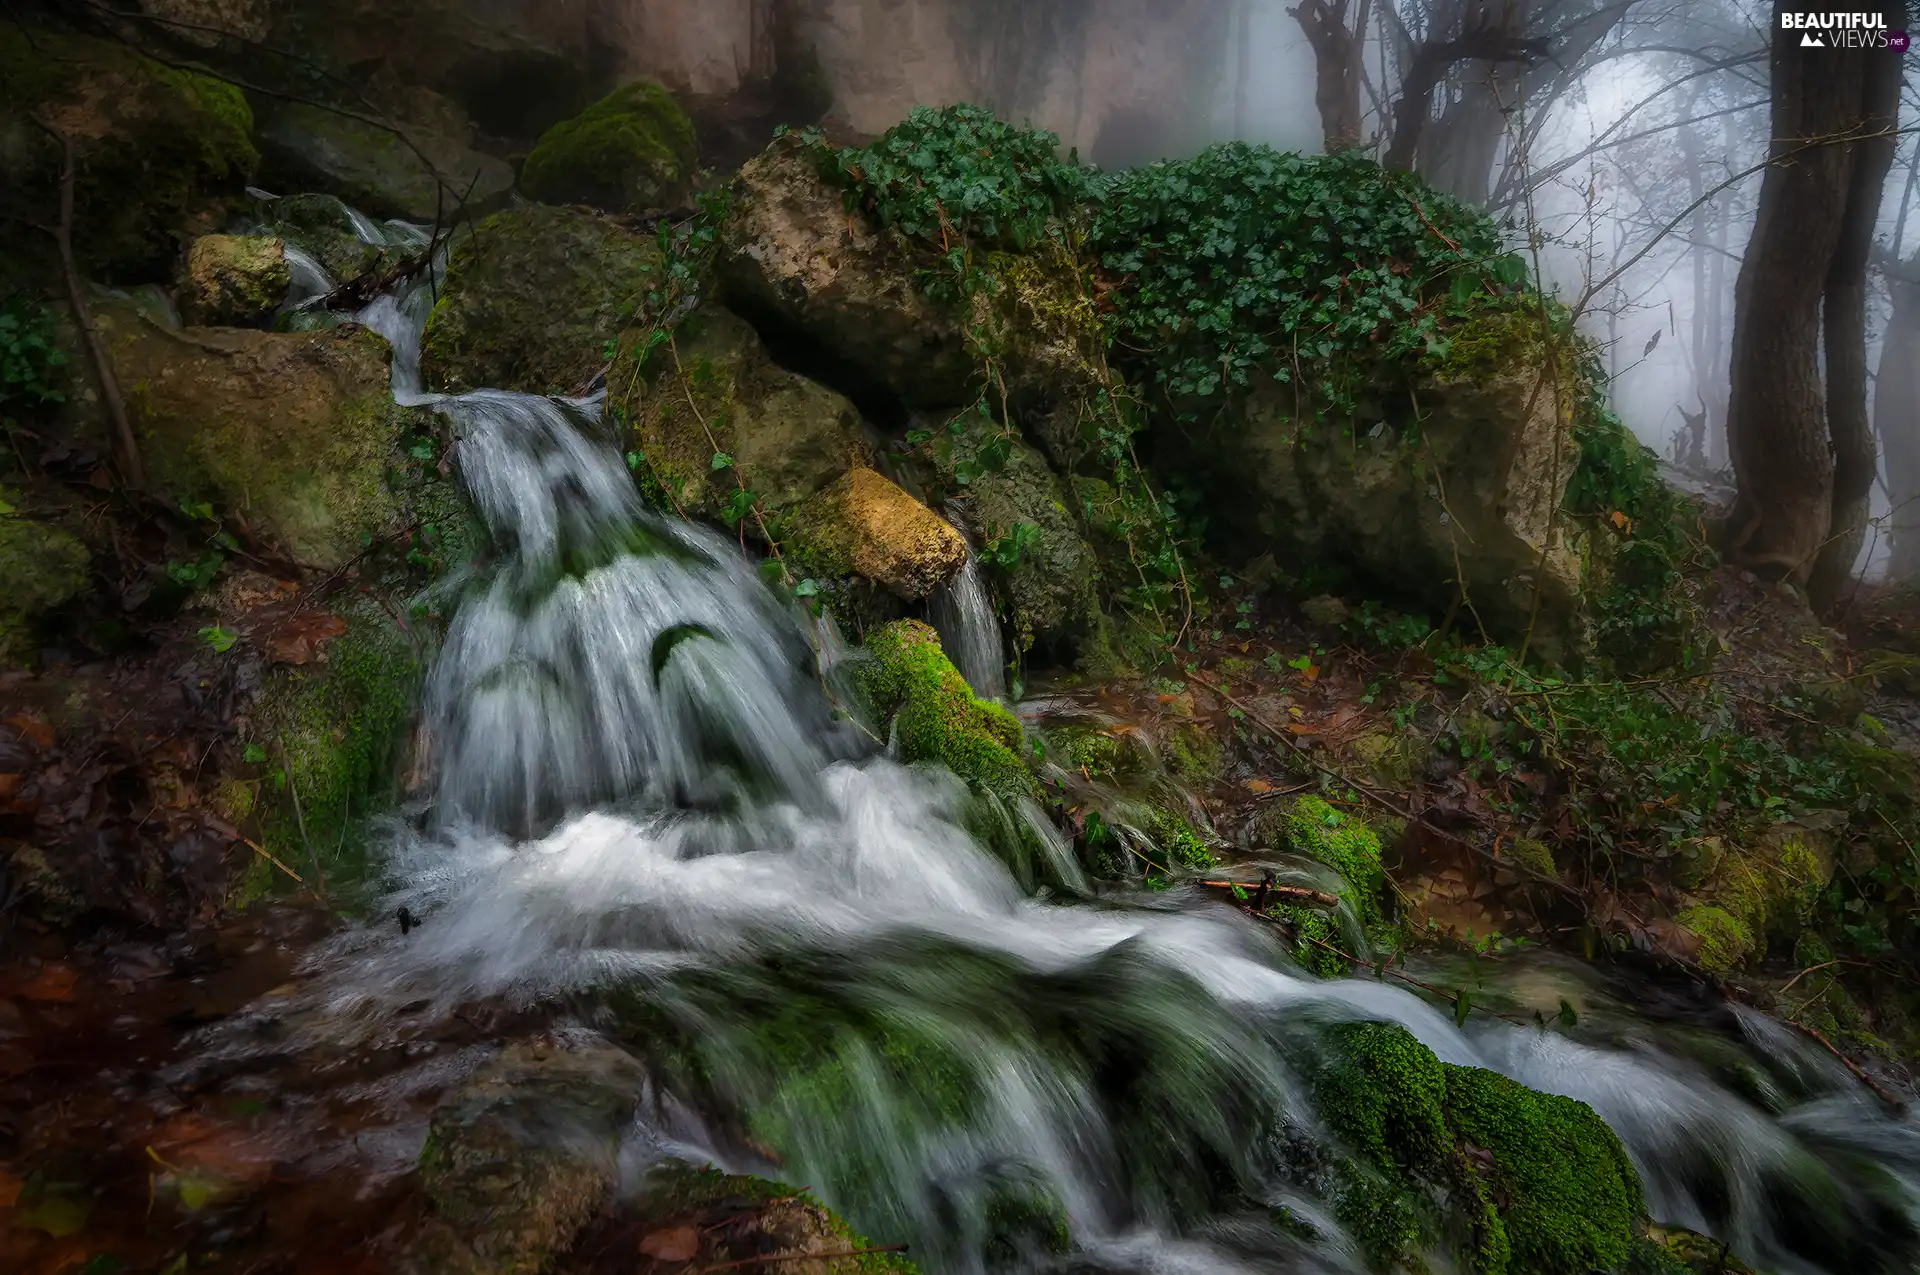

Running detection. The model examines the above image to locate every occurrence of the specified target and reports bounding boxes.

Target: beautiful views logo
[1779,10,1905,48]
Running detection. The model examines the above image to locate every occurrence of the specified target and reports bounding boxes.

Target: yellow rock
[177,234,290,327]
[790,467,967,599]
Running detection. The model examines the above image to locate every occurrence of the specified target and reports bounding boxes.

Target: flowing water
[204,209,1920,1275]
[930,549,1008,701]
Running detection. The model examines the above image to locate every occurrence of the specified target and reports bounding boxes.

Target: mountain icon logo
[1800,30,1825,46]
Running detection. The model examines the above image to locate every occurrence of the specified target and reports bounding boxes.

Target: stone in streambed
[177,234,291,327]
[519,80,697,214]
[784,467,967,599]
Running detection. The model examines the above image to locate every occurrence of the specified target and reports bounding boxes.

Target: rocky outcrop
[98,304,412,569]
[253,97,514,224]
[177,234,291,327]
[520,80,698,214]
[0,25,257,280]
[620,306,874,522]
[719,137,977,411]
[421,204,661,395]
[785,466,967,598]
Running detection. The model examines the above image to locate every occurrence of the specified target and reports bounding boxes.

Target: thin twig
[1783,1018,1907,1113]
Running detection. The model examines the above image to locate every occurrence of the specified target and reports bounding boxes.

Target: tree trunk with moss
[1727,0,1903,605]
[1881,255,1920,580]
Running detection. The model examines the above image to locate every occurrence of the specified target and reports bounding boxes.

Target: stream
[10,200,1920,1275]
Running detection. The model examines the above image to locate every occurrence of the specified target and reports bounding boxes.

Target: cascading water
[235,206,1920,1275]
[930,549,1008,701]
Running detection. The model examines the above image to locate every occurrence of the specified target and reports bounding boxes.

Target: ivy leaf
[1453,988,1473,1027]
[199,626,238,654]
[711,451,735,471]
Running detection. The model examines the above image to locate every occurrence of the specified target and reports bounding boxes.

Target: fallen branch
[1784,1018,1907,1114]
[30,115,145,490]
[1198,879,1341,908]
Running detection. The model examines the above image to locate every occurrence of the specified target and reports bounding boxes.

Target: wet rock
[255,193,393,285]
[422,204,660,395]
[1672,825,1834,973]
[0,488,90,667]
[412,1035,647,1275]
[860,620,1037,803]
[718,137,977,411]
[785,467,967,599]
[254,96,514,223]
[177,234,291,327]
[0,25,257,279]
[97,303,411,569]
[618,306,873,524]
[520,81,697,214]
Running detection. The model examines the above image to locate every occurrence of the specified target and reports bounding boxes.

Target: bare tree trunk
[1808,6,1903,608]
[1726,0,1902,596]
[1417,73,1504,202]
[1234,0,1254,139]
[1290,0,1366,151]
[1881,262,1920,579]
[1706,177,1730,469]
[1681,100,1710,460]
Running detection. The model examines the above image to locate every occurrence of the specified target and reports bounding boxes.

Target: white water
[931,550,1008,701]
[247,208,1920,1275]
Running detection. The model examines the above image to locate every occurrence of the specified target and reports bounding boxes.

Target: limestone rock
[718,137,977,410]
[620,307,873,524]
[98,303,409,568]
[787,467,966,599]
[254,98,514,223]
[0,25,256,279]
[422,204,661,395]
[415,1036,646,1275]
[177,235,291,327]
[520,80,697,214]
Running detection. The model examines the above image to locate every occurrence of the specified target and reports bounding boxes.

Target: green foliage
[982,521,1041,568]
[0,297,66,413]
[1271,795,1386,924]
[794,104,1093,257]
[1090,145,1516,413]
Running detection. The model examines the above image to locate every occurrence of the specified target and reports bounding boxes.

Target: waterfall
[281,244,335,310]
[930,550,1007,700]
[235,202,1920,1275]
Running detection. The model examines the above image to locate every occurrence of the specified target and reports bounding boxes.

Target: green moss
[251,594,420,895]
[638,1164,921,1275]
[0,488,90,665]
[1,26,256,279]
[1442,1064,1642,1275]
[1165,722,1221,783]
[1270,795,1386,924]
[1148,808,1216,872]
[520,80,697,213]
[861,620,1038,803]
[1310,1023,1645,1274]
[1672,830,1832,973]
[1507,837,1559,879]
[1676,904,1753,973]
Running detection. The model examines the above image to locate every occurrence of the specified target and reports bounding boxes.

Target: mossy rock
[97,302,411,569]
[782,467,966,599]
[859,619,1038,804]
[253,97,514,223]
[1257,795,1387,924]
[258,192,393,283]
[0,487,90,667]
[177,234,290,327]
[917,417,1100,658]
[413,1037,647,1275]
[1672,826,1834,973]
[421,204,661,395]
[618,306,873,526]
[0,25,257,279]
[1348,728,1428,791]
[520,80,697,214]
[974,246,1111,469]
[1313,1021,1645,1274]
[630,1163,920,1275]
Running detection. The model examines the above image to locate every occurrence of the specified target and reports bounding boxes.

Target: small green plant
[199,625,238,653]
[983,521,1041,569]
[0,296,67,412]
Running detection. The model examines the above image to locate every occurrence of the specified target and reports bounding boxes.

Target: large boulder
[253,96,515,224]
[177,234,291,327]
[520,80,697,214]
[97,304,413,569]
[718,137,977,411]
[1167,314,1585,657]
[421,204,660,395]
[0,25,257,280]
[618,306,874,524]
[785,466,967,599]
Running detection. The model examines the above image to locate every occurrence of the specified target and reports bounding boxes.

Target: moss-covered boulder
[0,488,90,666]
[257,193,391,284]
[413,1036,646,1274]
[1672,826,1834,972]
[1313,1021,1646,1274]
[0,25,257,279]
[623,1164,920,1275]
[860,620,1038,803]
[97,303,411,569]
[785,467,967,599]
[177,234,291,327]
[253,96,514,223]
[619,306,873,523]
[520,80,697,214]
[913,417,1100,656]
[421,204,660,395]
[719,137,978,411]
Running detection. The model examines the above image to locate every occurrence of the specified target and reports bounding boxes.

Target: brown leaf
[5,714,53,750]
[20,962,78,1003]
[639,1225,701,1262]
[263,612,349,666]
[0,1168,21,1207]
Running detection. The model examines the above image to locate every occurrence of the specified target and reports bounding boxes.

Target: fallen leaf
[1608,510,1633,533]
[21,962,78,1003]
[0,1169,21,1207]
[261,611,348,666]
[1244,778,1273,794]
[17,1192,89,1237]
[639,1224,701,1262]
[6,714,53,749]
